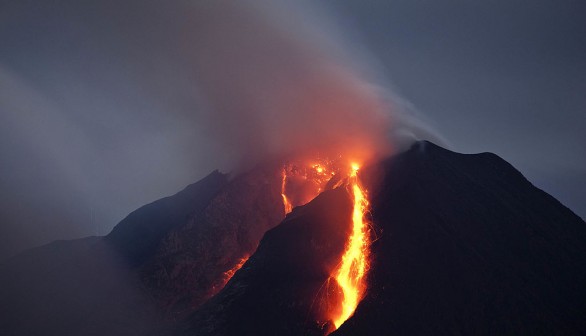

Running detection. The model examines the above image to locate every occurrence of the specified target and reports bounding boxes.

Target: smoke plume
[0,0,439,258]
[187,0,439,171]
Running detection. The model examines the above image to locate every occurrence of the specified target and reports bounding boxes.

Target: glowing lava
[211,255,249,296]
[280,158,338,213]
[222,256,248,285]
[280,159,371,329]
[214,159,371,331]
[331,163,370,328]
[281,169,293,214]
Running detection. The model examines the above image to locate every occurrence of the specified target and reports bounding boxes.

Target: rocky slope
[174,141,586,335]
[0,165,287,335]
[2,141,585,335]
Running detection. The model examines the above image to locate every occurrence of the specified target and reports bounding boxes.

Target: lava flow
[220,161,339,293]
[280,159,371,330]
[223,256,249,283]
[331,163,370,328]
[281,168,293,214]
[213,255,249,294]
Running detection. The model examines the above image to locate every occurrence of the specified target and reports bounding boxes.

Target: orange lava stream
[279,159,371,329]
[222,256,248,284]
[281,169,293,214]
[331,163,370,328]
[212,255,249,295]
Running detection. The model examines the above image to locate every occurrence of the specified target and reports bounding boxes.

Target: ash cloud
[0,0,437,258]
[186,1,440,170]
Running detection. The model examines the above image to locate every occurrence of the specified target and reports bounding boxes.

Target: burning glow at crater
[222,256,248,285]
[331,163,370,328]
[279,157,340,213]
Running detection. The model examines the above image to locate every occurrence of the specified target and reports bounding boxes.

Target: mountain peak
[2,142,585,335]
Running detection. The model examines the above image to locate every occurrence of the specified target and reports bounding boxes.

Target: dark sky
[0,0,584,259]
[327,0,585,217]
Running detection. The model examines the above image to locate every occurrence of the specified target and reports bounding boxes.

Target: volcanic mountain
[1,141,585,336]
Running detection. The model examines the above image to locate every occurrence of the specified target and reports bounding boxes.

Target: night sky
[1,0,584,259]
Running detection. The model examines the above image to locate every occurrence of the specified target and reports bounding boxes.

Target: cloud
[182,0,441,170]
[0,0,440,258]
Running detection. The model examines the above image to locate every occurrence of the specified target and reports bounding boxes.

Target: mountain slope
[2,141,585,336]
[175,141,586,335]
[0,170,229,336]
[0,166,287,335]
[339,141,586,335]
[176,187,353,336]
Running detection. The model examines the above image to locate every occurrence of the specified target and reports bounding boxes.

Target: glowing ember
[331,163,370,328]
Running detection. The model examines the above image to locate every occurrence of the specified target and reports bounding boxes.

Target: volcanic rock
[2,141,585,336]
[174,187,353,336]
[0,166,287,335]
[337,141,586,335]
[134,166,285,317]
[173,141,586,335]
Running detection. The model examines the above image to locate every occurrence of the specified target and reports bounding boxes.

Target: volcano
[1,141,585,336]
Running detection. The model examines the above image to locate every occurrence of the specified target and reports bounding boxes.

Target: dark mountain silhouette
[337,141,586,335]
[174,187,353,336]
[172,141,586,335]
[0,166,287,335]
[1,141,585,336]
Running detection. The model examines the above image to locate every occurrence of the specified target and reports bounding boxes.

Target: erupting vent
[280,157,341,214]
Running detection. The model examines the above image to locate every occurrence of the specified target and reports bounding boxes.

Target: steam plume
[186,0,441,171]
[0,0,441,257]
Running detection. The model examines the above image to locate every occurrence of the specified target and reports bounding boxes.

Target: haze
[0,0,584,260]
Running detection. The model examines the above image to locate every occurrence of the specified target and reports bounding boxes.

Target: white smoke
[0,0,442,257]
[186,0,442,170]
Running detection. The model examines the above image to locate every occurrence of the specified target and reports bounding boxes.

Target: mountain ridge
[1,141,585,335]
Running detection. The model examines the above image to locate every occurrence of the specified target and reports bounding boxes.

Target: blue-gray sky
[0,0,584,259]
[328,0,585,217]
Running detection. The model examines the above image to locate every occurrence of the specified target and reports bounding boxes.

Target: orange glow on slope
[211,255,249,296]
[222,256,248,285]
[281,169,293,214]
[331,163,370,328]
